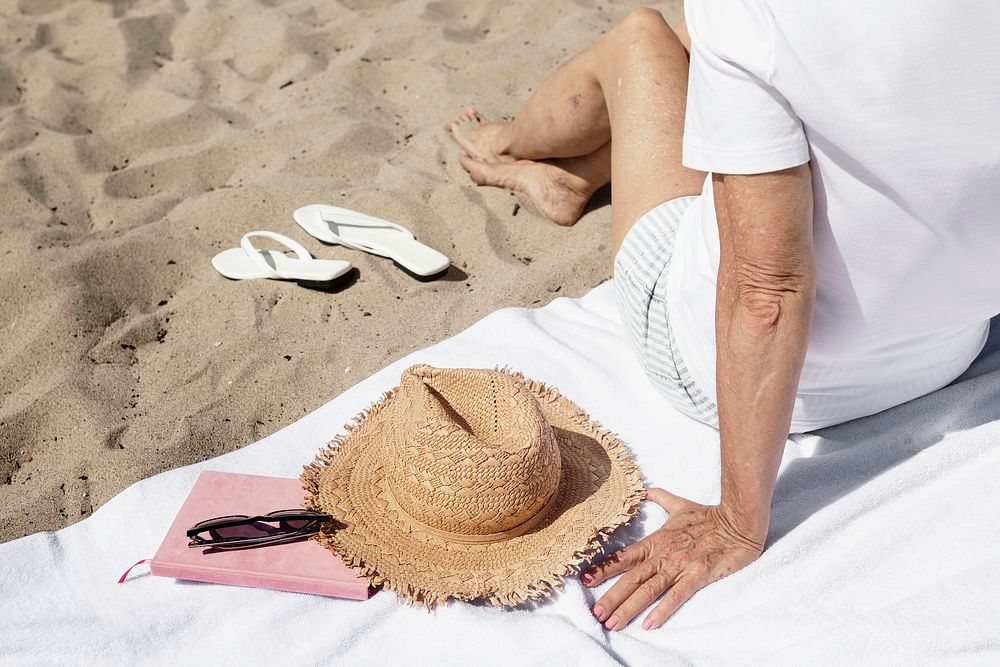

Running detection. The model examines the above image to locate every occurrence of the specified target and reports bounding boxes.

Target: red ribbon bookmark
[118,559,151,584]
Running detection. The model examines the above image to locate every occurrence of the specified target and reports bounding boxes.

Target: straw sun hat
[301,364,644,608]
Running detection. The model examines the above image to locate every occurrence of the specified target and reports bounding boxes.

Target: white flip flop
[293,205,450,278]
[211,231,352,282]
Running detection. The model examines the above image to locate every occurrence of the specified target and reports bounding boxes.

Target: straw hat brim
[301,369,645,608]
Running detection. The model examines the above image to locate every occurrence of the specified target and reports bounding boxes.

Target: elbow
[733,264,815,334]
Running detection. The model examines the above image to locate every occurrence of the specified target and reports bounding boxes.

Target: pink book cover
[148,470,371,600]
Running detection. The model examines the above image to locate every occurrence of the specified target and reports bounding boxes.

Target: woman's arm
[713,163,815,544]
[582,164,815,631]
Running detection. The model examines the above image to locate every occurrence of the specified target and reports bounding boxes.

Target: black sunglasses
[186,509,332,550]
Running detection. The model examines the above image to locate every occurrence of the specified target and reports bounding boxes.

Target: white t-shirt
[669,0,1000,431]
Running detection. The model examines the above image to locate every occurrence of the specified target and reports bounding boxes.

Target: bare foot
[447,107,513,163]
[458,152,594,226]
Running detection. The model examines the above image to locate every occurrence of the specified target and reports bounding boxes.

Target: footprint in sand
[0,60,21,106]
[102,146,236,200]
[424,0,497,43]
[22,82,97,136]
[119,13,175,80]
[14,0,72,16]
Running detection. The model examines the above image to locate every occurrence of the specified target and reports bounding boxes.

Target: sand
[0,0,682,543]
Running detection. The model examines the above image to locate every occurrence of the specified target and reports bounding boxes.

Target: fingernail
[581,572,593,585]
[605,615,619,630]
[642,618,653,631]
[592,605,605,620]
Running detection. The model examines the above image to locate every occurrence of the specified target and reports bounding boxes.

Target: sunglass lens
[208,520,282,540]
[268,510,328,532]
[190,514,247,531]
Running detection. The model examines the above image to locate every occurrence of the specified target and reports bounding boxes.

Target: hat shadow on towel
[463,424,648,612]
[471,504,651,614]
[769,314,1000,544]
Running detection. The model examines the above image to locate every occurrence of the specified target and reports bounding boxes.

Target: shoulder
[685,0,776,81]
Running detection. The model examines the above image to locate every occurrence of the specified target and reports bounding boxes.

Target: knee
[614,7,668,40]
[591,7,684,81]
[602,7,672,54]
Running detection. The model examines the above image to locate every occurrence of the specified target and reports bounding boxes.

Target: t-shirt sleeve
[682,0,809,174]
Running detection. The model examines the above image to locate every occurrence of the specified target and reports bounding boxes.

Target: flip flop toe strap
[240,231,312,276]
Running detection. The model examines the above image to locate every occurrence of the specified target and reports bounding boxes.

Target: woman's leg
[449,8,704,252]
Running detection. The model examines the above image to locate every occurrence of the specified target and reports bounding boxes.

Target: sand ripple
[0,0,680,542]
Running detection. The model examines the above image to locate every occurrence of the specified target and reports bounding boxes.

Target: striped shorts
[613,196,720,428]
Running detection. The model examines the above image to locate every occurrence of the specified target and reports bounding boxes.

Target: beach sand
[0,0,681,542]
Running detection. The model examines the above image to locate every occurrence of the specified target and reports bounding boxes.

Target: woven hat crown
[385,365,562,539]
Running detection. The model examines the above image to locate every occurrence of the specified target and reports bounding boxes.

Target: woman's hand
[581,487,765,631]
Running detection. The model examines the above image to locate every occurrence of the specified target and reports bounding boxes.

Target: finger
[644,487,686,513]
[581,540,650,588]
[605,568,678,631]
[642,574,704,631]
[592,558,660,625]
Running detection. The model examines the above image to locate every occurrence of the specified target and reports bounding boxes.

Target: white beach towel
[2,282,999,666]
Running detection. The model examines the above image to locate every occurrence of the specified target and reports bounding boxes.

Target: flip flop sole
[212,248,351,282]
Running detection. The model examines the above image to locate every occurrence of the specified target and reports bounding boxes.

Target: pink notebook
[126,470,371,600]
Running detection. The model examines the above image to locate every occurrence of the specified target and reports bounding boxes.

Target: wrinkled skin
[582,488,764,631]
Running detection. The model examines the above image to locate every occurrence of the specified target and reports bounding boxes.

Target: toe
[458,152,485,181]
[448,108,474,130]
[458,153,506,187]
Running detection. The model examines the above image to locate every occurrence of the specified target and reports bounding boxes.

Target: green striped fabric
[613,196,720,429]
